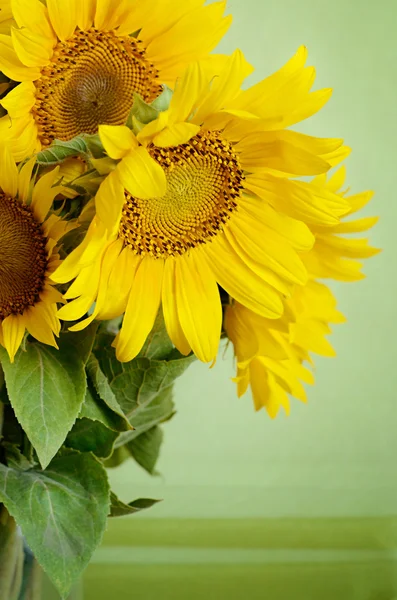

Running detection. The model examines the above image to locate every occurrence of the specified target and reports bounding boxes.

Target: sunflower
[0,0,231,161]
[52,47,351,364]
[0,144,73,361]
[225,169,378,417]
[224,280,346,418]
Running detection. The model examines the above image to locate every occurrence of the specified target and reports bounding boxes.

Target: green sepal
[36,134,105,167]
[127,93,160,128]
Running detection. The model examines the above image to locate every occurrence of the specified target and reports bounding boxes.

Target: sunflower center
[119,131,244,257]
[0,194,48,320]
[33,28,162,146]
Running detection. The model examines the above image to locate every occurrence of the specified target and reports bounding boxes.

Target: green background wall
[75,1,396,598]
[107,0,395,520]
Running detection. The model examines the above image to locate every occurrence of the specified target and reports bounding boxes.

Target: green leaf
[65,418,118,459]
[86,354,131,431]
[80,384,131,433]
[127,425,163,475]
[36,137,89,166]
[109,491,160,517]
[103,445,131,469]
[3,442,34,471]
[115,386,175,447]
[59,323,99,365]
[95,340,194,417]
[139,309,174,360]
[0,342,86,469]
[0,449,110,598]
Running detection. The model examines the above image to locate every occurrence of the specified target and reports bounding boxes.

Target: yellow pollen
[0,194,48,320]
[119,131,244,258]
[32,28,162,146]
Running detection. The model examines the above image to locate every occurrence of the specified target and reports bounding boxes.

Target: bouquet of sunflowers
[0,0,377,597]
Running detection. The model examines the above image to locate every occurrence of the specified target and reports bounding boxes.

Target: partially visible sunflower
[224,280,345,418]
[225,168,379,417]
[0,144,74,361]
[0,0,231,160]
[52,47,351,364]
[302,167,380,280]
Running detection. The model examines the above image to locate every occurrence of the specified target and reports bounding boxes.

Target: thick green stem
[0,506,42,600]
[0,505,24,600]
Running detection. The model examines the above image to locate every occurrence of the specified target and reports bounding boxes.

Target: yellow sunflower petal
[229,214,308,286]
[116,257,164,362]
[11,25,53,67]
[175,250,221,363]
[346,191,374,215]
[120,0,203,41]
[4,114,39,162]
[57,294,96,322]
[95,170,125,230]
[205,235,284,319]
[237,134,331,176]
[0,33,40,80]
[330,216,379,234]
[154,123,200,147]
[146,1,232,81]
[18,155,36,202]
[31,166,61,222]
[278,88,333,129]
[90,239,123,316]
[94,0,128,31]
[1,80,35,118]
[162,258,191,356]
[228,45,308,115]
[315,235,380,259]
[241,194,315,251]
[24,302,58,347]
[11,0,55,39]
[325,166,346,193]
[62,262,98,300]
[0,143,18,196]
[248,359,276,414]
[168,61,209,123]
[2,313,25,362]
[303,253,365,282]
[245,174,350,226]
[97,247,140,320]
[234,365,250,398]
[224,228,291,296]
[290,322,336,357]
[76,0,96,30]
[193,49,254,125]
[117,147,167,199]
[46,0,77,41]
[99,124,138,160]
[136,111,169,145]
[51,218,98,283]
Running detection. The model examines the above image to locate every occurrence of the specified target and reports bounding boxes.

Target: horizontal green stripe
[84,562,397,600]
[102,517,397,550]
[92,546,397,565]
